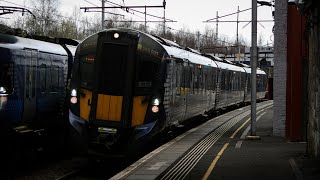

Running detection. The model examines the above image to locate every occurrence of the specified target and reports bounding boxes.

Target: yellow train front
[68,28,168,156]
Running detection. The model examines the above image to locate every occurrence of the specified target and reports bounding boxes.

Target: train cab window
[79,54,95,89]
[0,63,14,95]
[98,43,127,94]
[135,59,159,94]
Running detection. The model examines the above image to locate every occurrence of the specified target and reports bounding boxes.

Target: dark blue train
[0,30,78,167]
[68,28,267,157]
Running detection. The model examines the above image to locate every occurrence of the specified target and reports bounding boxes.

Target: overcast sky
[0,0,274,46]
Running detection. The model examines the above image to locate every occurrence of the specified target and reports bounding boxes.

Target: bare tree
[22,0,60,36]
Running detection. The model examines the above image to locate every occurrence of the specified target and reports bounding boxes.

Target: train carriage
[209,57,246,109]
[241,65,268,102]
[0,31,78,167]
[68,28,267,156]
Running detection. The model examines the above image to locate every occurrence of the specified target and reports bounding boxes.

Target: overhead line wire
[104,0,175,22]
[2,0,99,26]
[204,5,263,22]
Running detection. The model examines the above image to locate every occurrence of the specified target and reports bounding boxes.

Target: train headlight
[71,89,77,97]
[151,98,160,113]
[0,86,7,94]
[113,32,120,39]
[70,89,78,104]
[152,98,160,106]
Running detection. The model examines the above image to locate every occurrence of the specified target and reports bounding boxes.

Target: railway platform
[111,100,320,180]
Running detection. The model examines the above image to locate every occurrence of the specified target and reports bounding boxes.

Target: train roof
[162,44,218,68]
[241,66,266,75]
[214,60,246,72]
[0,33,76,56]
[200,54,245,72]
[79,28,267,76]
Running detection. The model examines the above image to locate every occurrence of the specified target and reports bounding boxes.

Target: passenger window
[175,61,184,95]
[39,64,46,93]
[50,66,59,92]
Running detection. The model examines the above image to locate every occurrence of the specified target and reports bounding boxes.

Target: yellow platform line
[202,143,229,180]
[203,112,254,179]
[230,118,251,139]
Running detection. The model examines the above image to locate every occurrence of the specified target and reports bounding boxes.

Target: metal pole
[163,5,166,36]
[102,0,105,29]
[237,6,240,62]
[145,5,147,31]
[216,11,218,40]
[250,0,258,137]
[236,6,239,47]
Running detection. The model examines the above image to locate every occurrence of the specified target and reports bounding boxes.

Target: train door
[171,58,186,122]
[214,68,222,109]
[23,49,38,122]
[206,66,216,111]
[186,60,196,119]
[209,67,217,109]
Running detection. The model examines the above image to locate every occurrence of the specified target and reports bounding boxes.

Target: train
[68,28,267,156]
[0,26,78,167]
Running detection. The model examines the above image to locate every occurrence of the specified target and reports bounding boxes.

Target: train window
[58,67,64,88]
[189,64,194,94]
[80,60,94,89]
[241,72,246,90]
[212,68,217,90]
[0,63,14,95]
[257,75,262,92]
[220,70,225,91]
[183,64,190,88]
[193,65,199,92]
[79,53,95,89]
[206,68,213,90]
[50,66,59,92]
[39,64,46,93]
[175,61,185,95]
[136,60,157,90]
[98,43,127,94]
[227,71,231,91]
[247,75,251,91]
